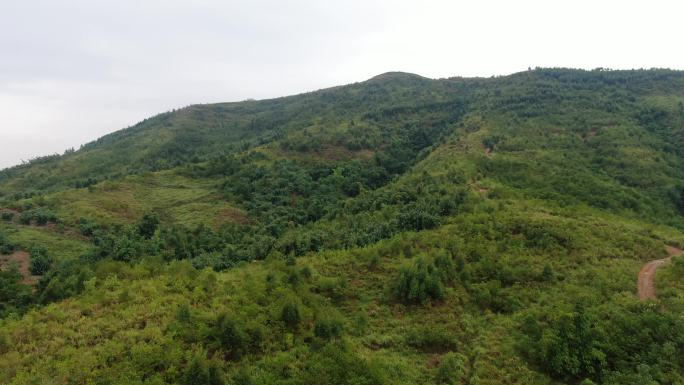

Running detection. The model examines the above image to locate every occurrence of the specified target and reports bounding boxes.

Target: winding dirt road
[638,246,684,300]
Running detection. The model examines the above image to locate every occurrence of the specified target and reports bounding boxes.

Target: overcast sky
[1,0,683,169]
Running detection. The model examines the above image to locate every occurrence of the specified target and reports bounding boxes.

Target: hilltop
[2,68,684,385]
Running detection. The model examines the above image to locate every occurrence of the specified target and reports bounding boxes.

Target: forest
[1,68,684,384]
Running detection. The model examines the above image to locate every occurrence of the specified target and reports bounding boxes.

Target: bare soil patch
[0,250,40,285]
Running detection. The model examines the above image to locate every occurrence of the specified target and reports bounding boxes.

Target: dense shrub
[393,257,450,305]
[29,245,54,275]
[0,232,15,255]
[281,302,302,331]
[295,342,384,385]
[18,208,58,226]
[519,303,684,383]
[37,260,93,303]
[314,315,344,341]
[137,212,160,239]
[469,280,521,313]
[182,354,224,385]
[211,314,249,360]
[0,267,32,316]
[435,352,469,385]
[405,326,458,353]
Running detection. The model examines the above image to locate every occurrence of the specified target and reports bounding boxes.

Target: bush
[138,212,160,239]
[0,232,15,255]
[435,352,468,385]
[469,280,521,313]
[0,266,32,316]
[393,257,445,305]
[29,246,54,275]
[314,315,344,341]
[0,211,13,222]
[520,306,605,381]
[37,260,93,303]
[405,326,458,353]
[212,314,249,360]
[182,354,224,385]
[18,209,58,226]
[281,302,301,331]
[78,218,98,236]
[19,212,32,225]
[295,342,384,385]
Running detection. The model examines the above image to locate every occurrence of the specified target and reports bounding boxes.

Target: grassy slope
[0,223,90,261]
[0,199,679,384]
[42,171,247,228]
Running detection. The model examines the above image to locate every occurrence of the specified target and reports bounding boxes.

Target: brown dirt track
[638,246,684,300]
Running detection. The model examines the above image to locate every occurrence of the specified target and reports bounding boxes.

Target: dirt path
[638,246,684,300]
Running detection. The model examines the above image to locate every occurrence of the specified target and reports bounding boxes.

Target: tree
[393,257,445,305]
[182,355,224,385]
[0,232,15,255]
[213,314,248,360]
[314,316,344,341]
[281,302,301,331]
[29,245,54,275]
[0,266,32,316]
[532,305,606,380]
[138,212,160,239]
[0,212,13,222]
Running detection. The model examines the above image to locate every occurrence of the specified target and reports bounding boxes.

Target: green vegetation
[1,68,684,384]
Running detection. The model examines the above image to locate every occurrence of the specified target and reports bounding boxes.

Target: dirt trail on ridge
[638,246,683,300]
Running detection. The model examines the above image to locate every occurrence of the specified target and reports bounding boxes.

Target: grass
[42,170,246,228]
[0,223,90,260]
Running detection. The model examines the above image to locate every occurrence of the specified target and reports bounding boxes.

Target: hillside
[2,68,684,385]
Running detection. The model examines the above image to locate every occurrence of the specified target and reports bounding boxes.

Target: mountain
[1,68,684,384]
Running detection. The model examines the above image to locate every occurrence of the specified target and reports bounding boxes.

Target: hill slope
[2,69,684,385]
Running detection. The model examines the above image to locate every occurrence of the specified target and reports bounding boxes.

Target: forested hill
[2,68,684,385]
[0,71,448,196]
[3,68,684,202]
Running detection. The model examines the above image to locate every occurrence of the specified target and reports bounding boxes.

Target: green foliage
[295,342,384,385]
[0,266,32,317]
[3,69,684,384]
[182,354,224,385]
[404,326,458,353]
[522,305,605,380]
[137,212,160,239]
[435,352,468,385]
[18,208,58,226]
[281,302,302,331]
[29,245,54,275]
[521,302,684,383]
[314,314,344,341]
[211,314,250,360]
[393,256,455,305]
[0,231,15,255]
[36,259,93,303]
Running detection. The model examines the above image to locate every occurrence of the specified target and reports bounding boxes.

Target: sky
[1,0,683,169]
